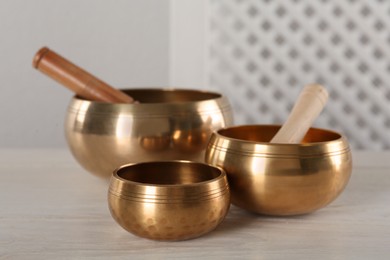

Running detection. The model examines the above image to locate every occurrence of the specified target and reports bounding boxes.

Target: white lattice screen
[208,0,390,150]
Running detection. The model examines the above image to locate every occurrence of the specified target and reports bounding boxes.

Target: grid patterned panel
[209,0,390,150]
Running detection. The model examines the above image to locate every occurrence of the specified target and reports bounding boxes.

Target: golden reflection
[249,157,267,197]
[205,125,352,216]
[331,153,343,172]
[65,89,233,178]
[108,161,230,240]
[75,102,90,125]
[172,116,213,153]
[115,116,134,138]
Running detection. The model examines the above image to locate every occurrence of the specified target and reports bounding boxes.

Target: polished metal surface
[108,161,230,241]
[65,89,233,178]
[205,125,352,216]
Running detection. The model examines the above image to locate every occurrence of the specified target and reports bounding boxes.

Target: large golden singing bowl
[108,161,230,241]
[65,88,233,178]
[205,125,352,216]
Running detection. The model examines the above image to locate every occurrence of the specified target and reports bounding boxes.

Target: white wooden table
[1,149,389,259]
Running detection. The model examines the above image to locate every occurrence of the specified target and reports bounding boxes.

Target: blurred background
[0,0,171,148]
[208,0,390,150]
[1,0,389,150]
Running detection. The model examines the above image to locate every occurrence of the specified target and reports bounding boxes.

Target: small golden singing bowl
[108,161,230,241]
[205,125,352,216]
[65,88,233,178]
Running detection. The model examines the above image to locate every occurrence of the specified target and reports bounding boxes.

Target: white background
[0,0,171,147]
[1,0,389,150]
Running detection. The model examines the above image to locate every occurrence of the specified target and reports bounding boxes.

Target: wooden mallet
[33,47,135,104]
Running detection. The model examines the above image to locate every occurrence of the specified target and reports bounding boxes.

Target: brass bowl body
[65,89,233,178]
[205,125,352,216]
[108,161,230,241]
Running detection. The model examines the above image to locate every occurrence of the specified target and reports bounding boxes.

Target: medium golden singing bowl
[205,125,352,216]
[108,161,230,241]
[65,88,233,178]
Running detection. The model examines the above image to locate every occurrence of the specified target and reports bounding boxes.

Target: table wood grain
[1,149,389,259]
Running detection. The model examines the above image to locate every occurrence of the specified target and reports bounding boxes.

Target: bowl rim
[112,160,227,188]
[68,88,232,117]
[73,88,225,104]
[213,124,346,146]
[207,124,351,157]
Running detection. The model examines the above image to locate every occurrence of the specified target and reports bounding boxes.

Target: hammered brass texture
[205,125,352,216]
[65,89,233,178]
[108,161,230,241]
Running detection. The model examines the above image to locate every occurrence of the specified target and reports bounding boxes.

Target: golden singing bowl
[65,88,233,178]
[205,125,352,216]
[108,161,230,241]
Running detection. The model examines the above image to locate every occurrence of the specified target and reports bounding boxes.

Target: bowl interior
[76,89,222,103]
[116,161,222,185]
[218,125,341,144]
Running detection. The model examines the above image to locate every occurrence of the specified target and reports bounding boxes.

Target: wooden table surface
[1,149,389,259]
